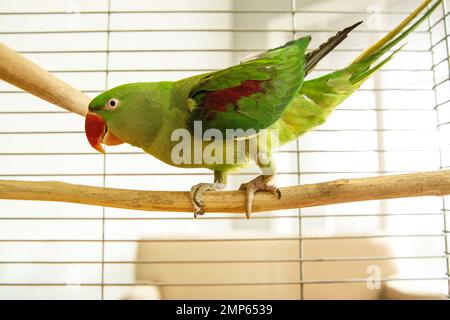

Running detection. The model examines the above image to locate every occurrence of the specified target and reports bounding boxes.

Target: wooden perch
[0,43,448,214]
[0,170,449,214]
[0,42,90,116]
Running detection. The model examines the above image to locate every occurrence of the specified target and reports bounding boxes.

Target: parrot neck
[105,82,178,153]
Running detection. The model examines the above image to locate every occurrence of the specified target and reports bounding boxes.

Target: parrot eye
[106,98,120,110]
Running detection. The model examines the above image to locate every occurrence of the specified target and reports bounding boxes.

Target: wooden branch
[0,39,446,214]
[0,170,449,214]
[0,42,90,116]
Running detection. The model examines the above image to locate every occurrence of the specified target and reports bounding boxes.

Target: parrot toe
[239,175,281,219]
[190,182,225,218]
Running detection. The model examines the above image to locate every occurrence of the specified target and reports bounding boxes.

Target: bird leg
[190,171,227,218]
[190,182,225,217]
[239,174,281,219]
[238,151,280,218]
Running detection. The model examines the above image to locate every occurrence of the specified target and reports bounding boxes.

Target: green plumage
[87,0,441,176]
[272,0,441,145]
[187,37,310,134]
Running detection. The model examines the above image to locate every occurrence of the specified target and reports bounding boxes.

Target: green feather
[187,36,311,134]
[273,0,442,145]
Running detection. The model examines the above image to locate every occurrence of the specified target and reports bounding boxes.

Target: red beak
[85,112,106,153]
[85,112,124,153]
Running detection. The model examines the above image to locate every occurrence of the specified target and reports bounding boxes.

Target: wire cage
[0,0,449,299]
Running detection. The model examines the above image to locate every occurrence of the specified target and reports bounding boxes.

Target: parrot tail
[272,0,442,145]
[305,21,363,74]
[348,0,441,84]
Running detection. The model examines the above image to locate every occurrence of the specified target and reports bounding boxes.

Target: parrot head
[85,82,169,153]
[85,88,126,153]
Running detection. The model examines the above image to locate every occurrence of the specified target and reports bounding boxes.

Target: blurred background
[0,0,449,299]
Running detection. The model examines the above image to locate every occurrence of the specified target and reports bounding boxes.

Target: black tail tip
[349,21,364,30]
[340,21,364,36]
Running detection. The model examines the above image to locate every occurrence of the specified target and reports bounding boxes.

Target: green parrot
[85,0,441,218]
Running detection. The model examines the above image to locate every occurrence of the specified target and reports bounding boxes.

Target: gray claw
[275,188,282,199]
[239,175,281,219]
[193,209,205,219]
[190,183,225,218]
[271,187,281,200]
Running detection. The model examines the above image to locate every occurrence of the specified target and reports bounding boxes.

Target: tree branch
[1,42,447,214]
[0,42,90,116]
[0,170,448,214]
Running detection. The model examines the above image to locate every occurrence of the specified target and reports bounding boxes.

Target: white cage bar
[0,0,449,299]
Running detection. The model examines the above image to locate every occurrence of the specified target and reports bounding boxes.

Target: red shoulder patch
[201,80,265,120]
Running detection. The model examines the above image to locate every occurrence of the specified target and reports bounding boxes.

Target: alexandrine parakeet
[85,0,441,218]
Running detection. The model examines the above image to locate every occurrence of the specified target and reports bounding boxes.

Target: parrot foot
[190,182,225,218]
[239,175,281,219]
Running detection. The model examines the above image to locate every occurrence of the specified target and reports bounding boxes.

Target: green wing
[270,65,374,144]
[272,0,441,145]
[187,37,310,135]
